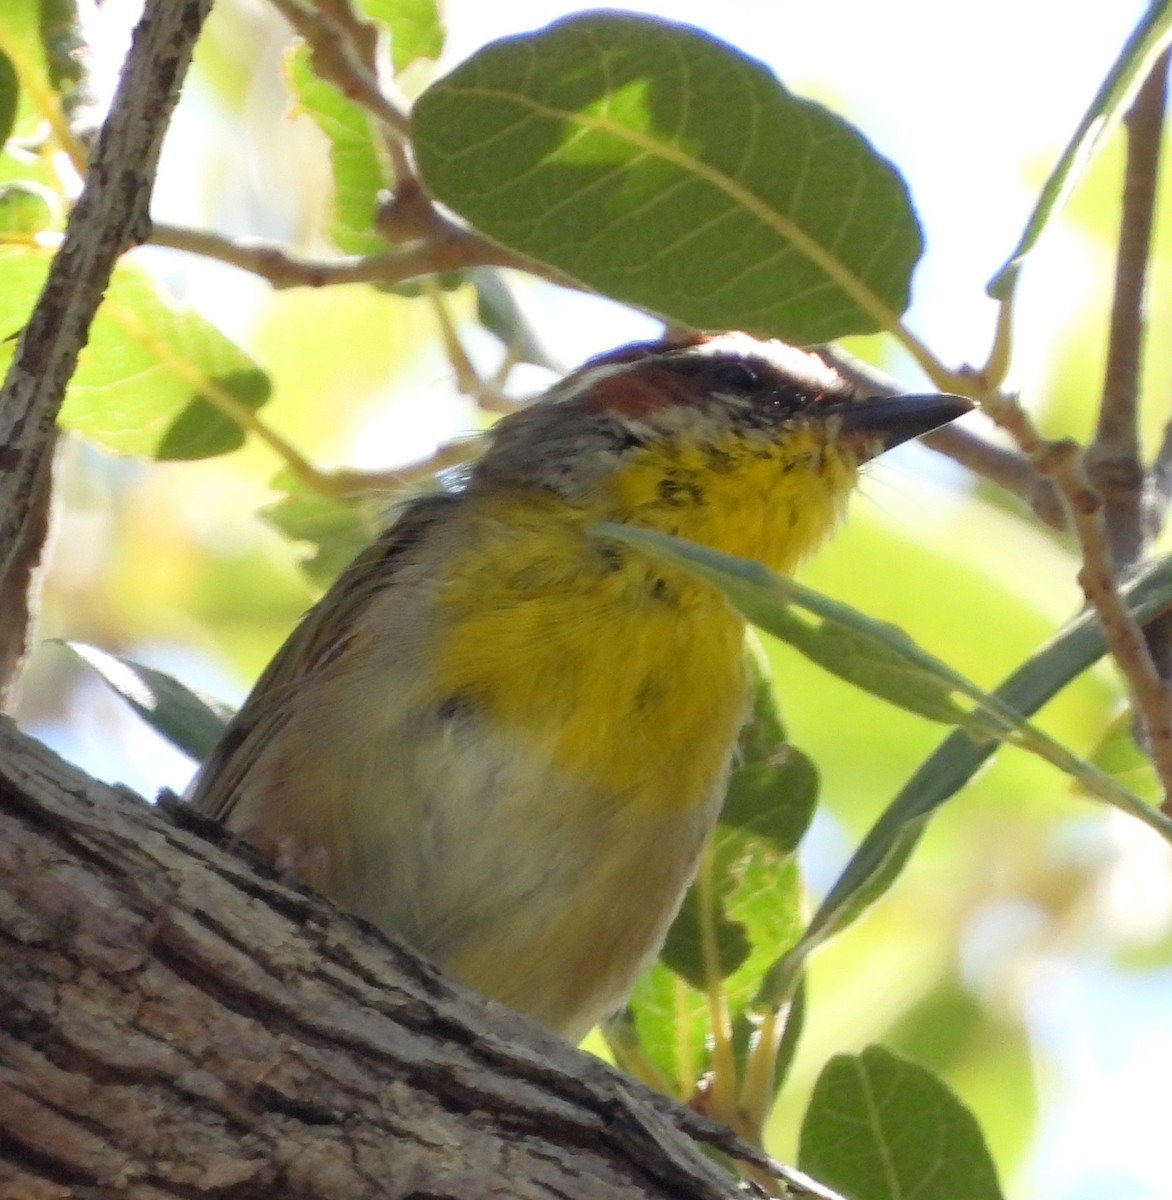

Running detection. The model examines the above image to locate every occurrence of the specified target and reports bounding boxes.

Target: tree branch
[920,424,1067,530]
[0,0,213,703]
[814,344,1067,529]
[268,0,411,143]
[984,393,1172,813]
[0,719,836,1199]
[148,218,553,288]
[1086,48,1169,568]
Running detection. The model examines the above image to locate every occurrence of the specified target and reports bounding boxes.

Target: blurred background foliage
[5,1,1172,1196]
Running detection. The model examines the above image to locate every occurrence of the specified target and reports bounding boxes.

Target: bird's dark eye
[708,358,761,394]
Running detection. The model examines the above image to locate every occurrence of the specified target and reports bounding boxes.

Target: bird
[187,331,970,1042]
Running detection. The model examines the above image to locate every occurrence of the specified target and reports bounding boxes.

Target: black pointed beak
[834,392,974,452]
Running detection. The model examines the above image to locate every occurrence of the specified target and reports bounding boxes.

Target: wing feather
[186,491,461,821]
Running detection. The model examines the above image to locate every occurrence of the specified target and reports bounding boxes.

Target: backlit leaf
[288,42,387,255]
[414,11,922,342]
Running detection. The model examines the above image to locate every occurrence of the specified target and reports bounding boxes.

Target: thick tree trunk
[0,719,819,1200]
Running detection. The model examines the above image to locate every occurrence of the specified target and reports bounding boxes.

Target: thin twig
[424,280,523,415]
[921,425,1067,531]
[149,219,572,290]
[1086,49,1169,568]
[308,0,415,177]
[983,392,1172,813]
[815,343,1067,530]
[268,0,411,142]
[1099,50,1172,700]
[294,437,480,497]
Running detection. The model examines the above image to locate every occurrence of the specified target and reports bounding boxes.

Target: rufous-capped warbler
[187,332,969,1041]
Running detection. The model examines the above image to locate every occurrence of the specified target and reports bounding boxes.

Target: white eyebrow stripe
[679,335,843,393]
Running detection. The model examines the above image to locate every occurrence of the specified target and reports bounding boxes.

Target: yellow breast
[430,425,855,814]
[431,499,748,814]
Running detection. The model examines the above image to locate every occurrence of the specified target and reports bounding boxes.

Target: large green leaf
[66,262,271,459]
[799,1046,1004,1200]
[413,11,922,343]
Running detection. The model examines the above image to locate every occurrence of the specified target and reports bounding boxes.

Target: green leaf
[721,753,818,855]
[594,523,990,731]
[988,0,1172,299]
[288,42,387,255]
[261,477,385,589]
[597,522,1172,844]
[413,11,922,342]
[58,260,272,459]
[608,963,708,1102]
[1,248,271,459]
[0,50,16,149]
[471,269,558,370]
[724,640,819,855]
[766,604,972,726]
[360,0,444,73]
[0,179,53,232]
[760,553,1172,1010]
[799,1046,1004,1200]
[660,885,751,989]
[59,642,233,762]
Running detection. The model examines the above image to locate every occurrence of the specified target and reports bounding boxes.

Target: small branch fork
[826,50,1172,811]
[982,50,1172,814]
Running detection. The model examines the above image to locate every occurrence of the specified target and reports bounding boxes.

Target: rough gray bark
[0,718,831,1200]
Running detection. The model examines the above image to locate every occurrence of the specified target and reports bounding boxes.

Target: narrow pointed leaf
[60,642,233,762]
[599,522,1172,845]
[757,553,1172,1011]
[989,0,1172,299]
